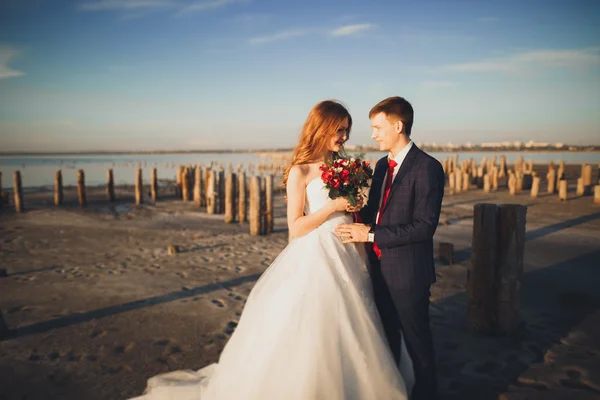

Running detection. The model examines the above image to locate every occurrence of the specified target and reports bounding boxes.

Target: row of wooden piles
[1,163,281,236]
[440,154,600,203]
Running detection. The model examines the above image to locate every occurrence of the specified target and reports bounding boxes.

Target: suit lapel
[380,144,419,215]
[368,157,388,217]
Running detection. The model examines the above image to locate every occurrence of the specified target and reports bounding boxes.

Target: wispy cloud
[477,17,498,23]
[178,0,247,14]
[398,32,475,43]
[248,28,314,45]
[330,23,375,37]
[422,81,457,88]
[78,0,175,11]
[443,48,600,74]
[0,45,25,80]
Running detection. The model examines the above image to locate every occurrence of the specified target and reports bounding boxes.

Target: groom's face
[370,112,403,152]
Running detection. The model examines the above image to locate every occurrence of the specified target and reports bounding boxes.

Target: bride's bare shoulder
[288,164,314,185]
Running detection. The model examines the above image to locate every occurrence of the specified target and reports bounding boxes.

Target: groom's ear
[394,120,404,134]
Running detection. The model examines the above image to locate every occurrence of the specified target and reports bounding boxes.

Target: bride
[130,100,414,399]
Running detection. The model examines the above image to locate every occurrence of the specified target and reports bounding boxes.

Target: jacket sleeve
[374,159,444,248]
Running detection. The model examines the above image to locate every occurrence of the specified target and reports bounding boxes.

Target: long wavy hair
[282,100,352,187]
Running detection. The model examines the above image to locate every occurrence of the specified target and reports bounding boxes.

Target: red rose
[340,169,350,182]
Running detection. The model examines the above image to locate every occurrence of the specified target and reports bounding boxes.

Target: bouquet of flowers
[320,154,373,207]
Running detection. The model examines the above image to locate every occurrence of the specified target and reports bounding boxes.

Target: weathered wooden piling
[13,171,24,213]
[238,171,247,223]
[264,174,274,234]
[206,170,216,214]
[54,170,63,206]
[467,203,527,335]
[224,172,237,223]
[249,176,263,235]
[558,179,568,201]
[107,168,116,202]
[77,170,87,207]
[530,176,540,198]
[135,168,143,205]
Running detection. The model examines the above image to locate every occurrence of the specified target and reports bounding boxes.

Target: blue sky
[1,0,599,152]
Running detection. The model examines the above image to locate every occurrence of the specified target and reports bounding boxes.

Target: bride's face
[328,117,349,153]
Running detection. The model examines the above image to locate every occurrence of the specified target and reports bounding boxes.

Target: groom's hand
[335,223,370,243]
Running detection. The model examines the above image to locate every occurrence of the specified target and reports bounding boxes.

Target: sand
[1,166,600,400]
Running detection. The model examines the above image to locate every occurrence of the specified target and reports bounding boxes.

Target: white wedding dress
[131,177,414,400]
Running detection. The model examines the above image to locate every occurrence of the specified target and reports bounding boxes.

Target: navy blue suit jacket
[360,144,445,293]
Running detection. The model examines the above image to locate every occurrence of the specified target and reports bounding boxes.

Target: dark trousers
[371,268,437,400]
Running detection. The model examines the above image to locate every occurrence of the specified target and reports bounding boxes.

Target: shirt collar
[388,140,413,167]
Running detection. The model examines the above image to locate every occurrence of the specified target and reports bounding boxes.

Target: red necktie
[373,158,398,259]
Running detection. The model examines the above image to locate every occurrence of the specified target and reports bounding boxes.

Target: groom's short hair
[369,96,414,136]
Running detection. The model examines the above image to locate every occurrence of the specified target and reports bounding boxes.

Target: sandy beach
[1,164,600,400]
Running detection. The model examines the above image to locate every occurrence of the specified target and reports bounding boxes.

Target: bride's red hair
[282,100,352,186]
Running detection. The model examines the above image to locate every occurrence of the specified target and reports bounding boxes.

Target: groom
[335,96,445,400]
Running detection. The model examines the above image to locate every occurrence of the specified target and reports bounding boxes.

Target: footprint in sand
[175,272,188,278]
[201,256,212,263]
[90,329,107,339]
[234,266,245,273]
[211,299,225,308]
[216,265,229,272]
[114,343,135,354]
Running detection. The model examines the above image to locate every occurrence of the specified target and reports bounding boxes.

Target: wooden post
[499,156,507,178]
[135,168,143,205]
[224,172,237,223]
[508,173,517,196]
[594,185,600,205]
[13,171,24,213]
[182,167,190,202]
[206,170,216,214]
[264,174,274,234]
[467,203,527,335]
[577,177,585,197]
[496,204,527,335]
[238,171,247,222]
[194,166,202,208]
[176,165,183,198]
[202,167,209,207]
[54,170,63,206]
[558,179,568,201]
[150,168,158,202]
[249,176,262,235]
[107,168,116,202]
[582,165,592,195]
[462,172,469,191]
[218,170,225,214]
[483,174,491,193]
[455,170,462,193]
[515,172,523,193]
[530,176,540,198]
[547,170,556,194]
[467,204,499,333]
[448,172,455,194]
[77,170,87,207]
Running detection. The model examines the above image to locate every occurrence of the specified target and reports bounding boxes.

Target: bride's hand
[346,197,363,213]
[330,197,351,212]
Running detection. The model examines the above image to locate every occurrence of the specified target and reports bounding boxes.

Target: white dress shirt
[375,140,413,223]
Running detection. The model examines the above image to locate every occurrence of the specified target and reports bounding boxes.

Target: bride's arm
[286,166,349,239]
